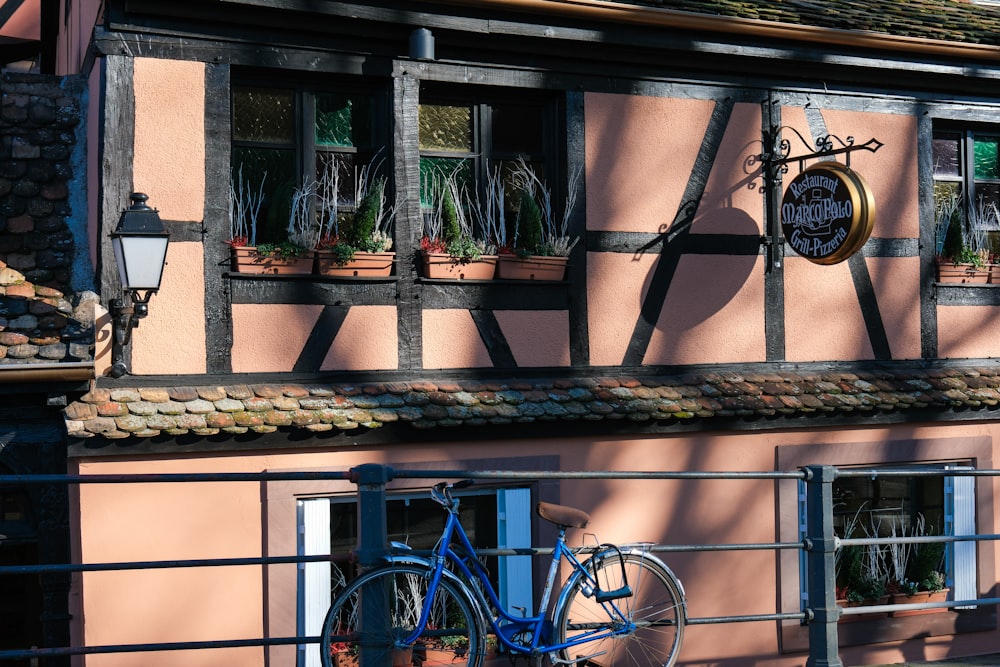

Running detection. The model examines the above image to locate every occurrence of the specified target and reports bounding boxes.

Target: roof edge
[434,0,1000,62]
[0,362,94,384]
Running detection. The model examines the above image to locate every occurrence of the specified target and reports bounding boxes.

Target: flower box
[937,261,990,284]
[496,255,568,281]
[421,252,497,280]
[230,246,314,275]
[889,588,950,617]
[316,251,395,277]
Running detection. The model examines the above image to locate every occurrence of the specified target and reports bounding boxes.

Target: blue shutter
[498,488,533,616]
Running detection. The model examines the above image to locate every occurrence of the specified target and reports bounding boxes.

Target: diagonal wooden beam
[621,97,735,367]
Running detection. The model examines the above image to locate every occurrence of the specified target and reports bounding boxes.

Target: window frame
[932,125,1000,262]
[230,72,392,246]
[776,437,995,653]
[417,83,565,245]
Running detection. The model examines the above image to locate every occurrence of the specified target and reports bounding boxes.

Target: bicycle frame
[397,494,640,658]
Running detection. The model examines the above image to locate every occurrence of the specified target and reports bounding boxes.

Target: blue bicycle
[320,481,687,667]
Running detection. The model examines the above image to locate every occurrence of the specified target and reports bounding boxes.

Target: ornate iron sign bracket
[757,124,883,272]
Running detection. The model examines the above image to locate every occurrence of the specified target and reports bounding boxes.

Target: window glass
[831,468,952,605]
[932,133,961,177]
[974,136,1000,180]
[329,493,500,588]
[316,93,372,148]
[419,104,473,152]
[419,157,473,207]
[492,103,543,156]
[233,86,294,143]
[231,146,296,244]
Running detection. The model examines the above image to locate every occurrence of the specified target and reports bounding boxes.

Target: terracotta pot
[496,255,568,281]
[889,588,950,617]
[417,647,463,665]
[421,252,497,280]
[990,264,1000,284]
[336,648,412,667]
[230,246,314,275]
[937,261,990,284]
[331,652,359,667]
[316,250,395,277]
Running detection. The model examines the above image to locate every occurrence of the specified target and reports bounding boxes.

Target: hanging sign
[780,161,875,265]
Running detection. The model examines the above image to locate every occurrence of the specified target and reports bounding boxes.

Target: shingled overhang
[64,362,1000,447]
[424,0,1000,60]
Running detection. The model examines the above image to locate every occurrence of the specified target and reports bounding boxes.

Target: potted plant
[936,193,994,283]
[836,542,889,622]
[890,518,949,616]
[229,168,316,275]
[420,172,498,280]
[228,165,266,272]
[497,159,581,281]
[315,158,396,278]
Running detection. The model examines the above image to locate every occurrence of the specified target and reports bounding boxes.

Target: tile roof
[620,0,1000,45]
[65,364,1000,441]
[0,261,95,365]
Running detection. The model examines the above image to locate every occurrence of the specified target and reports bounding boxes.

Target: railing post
[803,465,843,667]
[352,463,393,571]
[351,464,394,667]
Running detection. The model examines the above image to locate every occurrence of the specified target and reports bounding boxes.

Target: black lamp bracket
[109,289,155,378]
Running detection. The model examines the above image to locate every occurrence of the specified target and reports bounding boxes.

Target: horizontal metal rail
[1,464,997,665]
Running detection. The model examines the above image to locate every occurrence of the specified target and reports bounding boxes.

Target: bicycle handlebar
[431,480,474,509]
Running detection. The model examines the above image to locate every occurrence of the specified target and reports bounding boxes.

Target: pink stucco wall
[132,58,205,222]
[423,310,493,369]
[587,251,658,366]
[585,93,715,234]
[646,254,765,365]
[494,310,571,366]
[820,108,919,240]
[232,304,399,372]
[321,306,399,370]
[233,304,323,372]
[695,102,765,235]
[938,305,1000,358]
[0,0,38,40]
[69,422,1000,667]
[132,242,207,374]
[784,255,875,362]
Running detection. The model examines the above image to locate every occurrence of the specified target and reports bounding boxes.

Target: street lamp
[109,192,169,378]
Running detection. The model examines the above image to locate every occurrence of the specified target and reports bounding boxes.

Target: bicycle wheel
[554,552,685,667]
[320,563,485,667]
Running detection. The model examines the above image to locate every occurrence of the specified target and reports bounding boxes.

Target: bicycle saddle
[536,501,590,529]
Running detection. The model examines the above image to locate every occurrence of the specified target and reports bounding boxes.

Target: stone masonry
[0,72,93,364]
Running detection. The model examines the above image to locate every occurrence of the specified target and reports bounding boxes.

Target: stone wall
[0,72,93,364]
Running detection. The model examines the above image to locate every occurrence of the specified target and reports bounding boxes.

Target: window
[418,85,560,248]
[933,128,1000,262]
[797,463,976,612]
[231,78,387,245]
[297,487,532,667]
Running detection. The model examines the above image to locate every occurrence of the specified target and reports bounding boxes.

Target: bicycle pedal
[594,585,632,603]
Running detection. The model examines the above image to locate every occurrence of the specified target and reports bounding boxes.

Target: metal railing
[0,464,995,666]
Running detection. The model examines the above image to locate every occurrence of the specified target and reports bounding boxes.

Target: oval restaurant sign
[780,161,875,265]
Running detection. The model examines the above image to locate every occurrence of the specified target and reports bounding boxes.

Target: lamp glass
[112,234,169,291]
